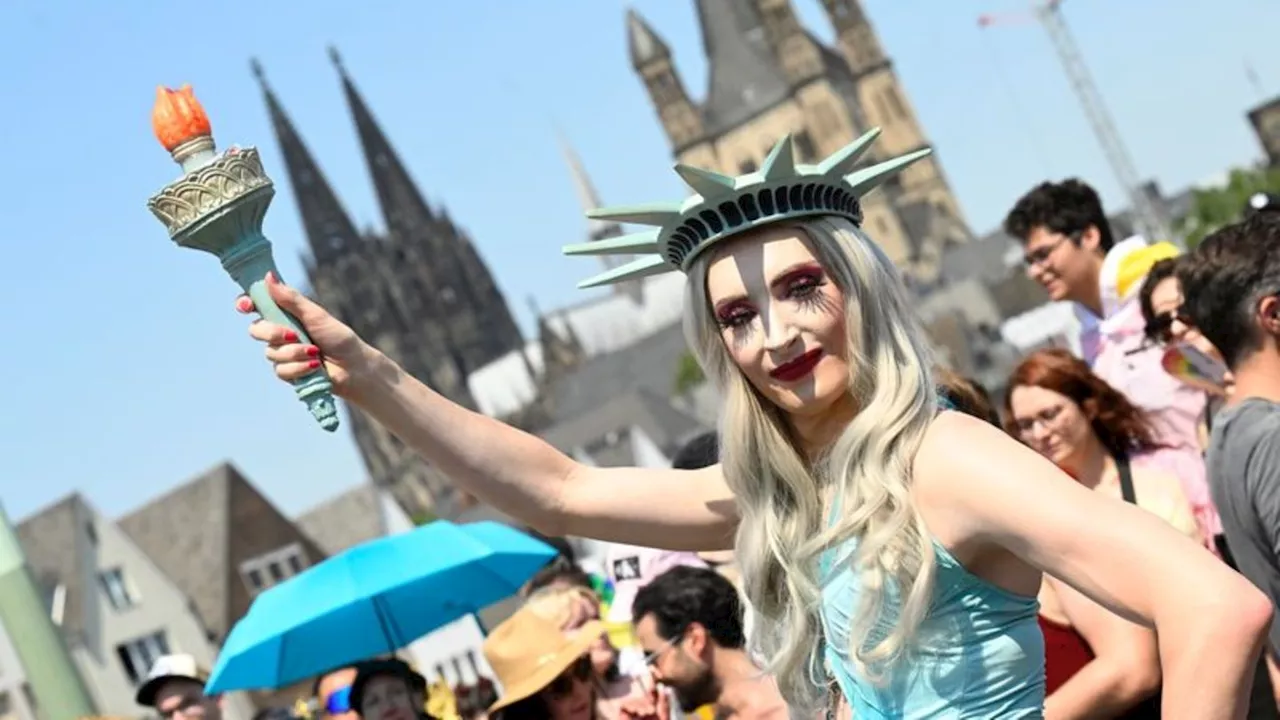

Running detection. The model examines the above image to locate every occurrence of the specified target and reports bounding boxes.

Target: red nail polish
[284,330,299,343]
[306,346,320,358]
[307,359,321,370]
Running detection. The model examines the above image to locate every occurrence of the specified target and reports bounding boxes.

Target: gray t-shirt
[1209,397,1280,652]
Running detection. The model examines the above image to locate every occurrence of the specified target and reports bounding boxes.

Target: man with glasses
[632,567,785,720]
[135,654,224,720]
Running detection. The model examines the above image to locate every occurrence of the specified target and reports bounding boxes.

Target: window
[84,521,97,547]
[794,131,816,162]
[98,567,138,611]
[239,544,308,595]
[0,691,11,719]
[116,631,170,685]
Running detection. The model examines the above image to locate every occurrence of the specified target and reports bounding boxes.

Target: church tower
[253,57,507,519]
[626,0,971,280]
[627,10,710,167]
[819,0,969,240]
[329,48,525,374]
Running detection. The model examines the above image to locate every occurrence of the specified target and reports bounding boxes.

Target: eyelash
[715,274,827,329]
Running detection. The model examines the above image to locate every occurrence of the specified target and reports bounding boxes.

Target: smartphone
[1161,342,1229,393]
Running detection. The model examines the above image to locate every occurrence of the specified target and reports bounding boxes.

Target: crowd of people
[146,125,1280,719]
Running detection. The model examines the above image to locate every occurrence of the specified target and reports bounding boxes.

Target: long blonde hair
[683,216,939,711]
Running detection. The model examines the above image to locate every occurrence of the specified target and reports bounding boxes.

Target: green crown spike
[585,202,683,227]
[673,165,739,199]
[816,126,882,177]
[846,149,932,196]
[563,230,661,256]
[761,136,797,180]
[562,128,930,289]
[579,254,672,289]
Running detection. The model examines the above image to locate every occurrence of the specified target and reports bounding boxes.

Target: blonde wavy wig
[683,216,940,712]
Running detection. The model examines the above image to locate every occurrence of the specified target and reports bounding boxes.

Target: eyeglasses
[642,627,687,667]
[1144,308,1194,346]
[1021,233,1074,268]
[323,685,353,716]
[547,656,593,697]
[1013,404,1066,436]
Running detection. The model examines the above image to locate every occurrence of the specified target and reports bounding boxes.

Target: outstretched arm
[246,274,738,551]
[917,412,1270,720]
[360,349,738,550]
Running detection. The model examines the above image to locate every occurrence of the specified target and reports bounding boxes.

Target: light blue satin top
[820,537,1045,718]
[819,403,1046,718]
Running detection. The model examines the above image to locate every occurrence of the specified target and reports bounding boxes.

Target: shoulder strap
[1115,451,1137,505]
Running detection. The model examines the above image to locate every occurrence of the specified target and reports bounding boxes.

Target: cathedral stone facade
[628,0,971,281]
[253,52,524,519]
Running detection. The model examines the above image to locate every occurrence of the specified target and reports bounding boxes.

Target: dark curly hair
[1179,214,1280,368]
[1138,257,1180,330]
[1002,348,1160,457]
[632,566,745,649]
[1003,179,1116,252]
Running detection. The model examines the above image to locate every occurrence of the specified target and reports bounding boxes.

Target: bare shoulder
[912,410,1034,495]
[910,409,1086,546]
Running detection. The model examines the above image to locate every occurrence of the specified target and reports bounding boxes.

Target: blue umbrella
[206,520,556,693]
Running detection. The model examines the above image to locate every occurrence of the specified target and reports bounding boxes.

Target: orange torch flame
[152,85,212,152]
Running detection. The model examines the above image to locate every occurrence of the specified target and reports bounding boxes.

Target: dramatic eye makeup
[712,263,829,330]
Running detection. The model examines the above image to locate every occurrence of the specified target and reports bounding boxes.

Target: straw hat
[483,605,603,712]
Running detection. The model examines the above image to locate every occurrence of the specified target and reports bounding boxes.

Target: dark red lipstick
[769,348,824,382]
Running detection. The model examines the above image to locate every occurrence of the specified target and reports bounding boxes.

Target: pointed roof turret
[557,132,645,303]
[557,131,614,240]
[627,8,670,68]
[694,0,790,135]
[329,46,436,241]
[252,58,362,266]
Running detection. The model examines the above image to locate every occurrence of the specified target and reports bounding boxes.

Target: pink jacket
[1089,299,1223,542]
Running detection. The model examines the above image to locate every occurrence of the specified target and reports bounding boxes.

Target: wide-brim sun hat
[483,607,604,712]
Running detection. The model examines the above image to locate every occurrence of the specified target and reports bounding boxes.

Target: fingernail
[266,271,277,284]
[236,298,251,312]
[306,346,320,358]
[284,330,299,343]
[307,359,321,370]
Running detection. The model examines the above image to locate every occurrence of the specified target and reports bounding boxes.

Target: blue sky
[2,0,1277,522]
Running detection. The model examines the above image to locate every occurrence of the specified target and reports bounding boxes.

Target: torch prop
[146,85,339,432]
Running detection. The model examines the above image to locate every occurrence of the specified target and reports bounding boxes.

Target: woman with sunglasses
[1140,258,1233,400]
[1138,257,1229,554]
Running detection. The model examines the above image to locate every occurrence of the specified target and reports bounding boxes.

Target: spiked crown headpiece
[562,128,930,289]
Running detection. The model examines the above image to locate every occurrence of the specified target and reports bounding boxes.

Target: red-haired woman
[1004,348,1204,719]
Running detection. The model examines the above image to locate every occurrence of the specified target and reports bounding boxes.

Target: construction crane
[979,0,1178,247]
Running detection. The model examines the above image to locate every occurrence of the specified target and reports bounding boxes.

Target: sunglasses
[1144,308,1194,345]
[547,656,593,697]
[323,685,353,715]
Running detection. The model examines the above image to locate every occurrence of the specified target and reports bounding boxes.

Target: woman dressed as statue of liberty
[233,130,1268,718]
